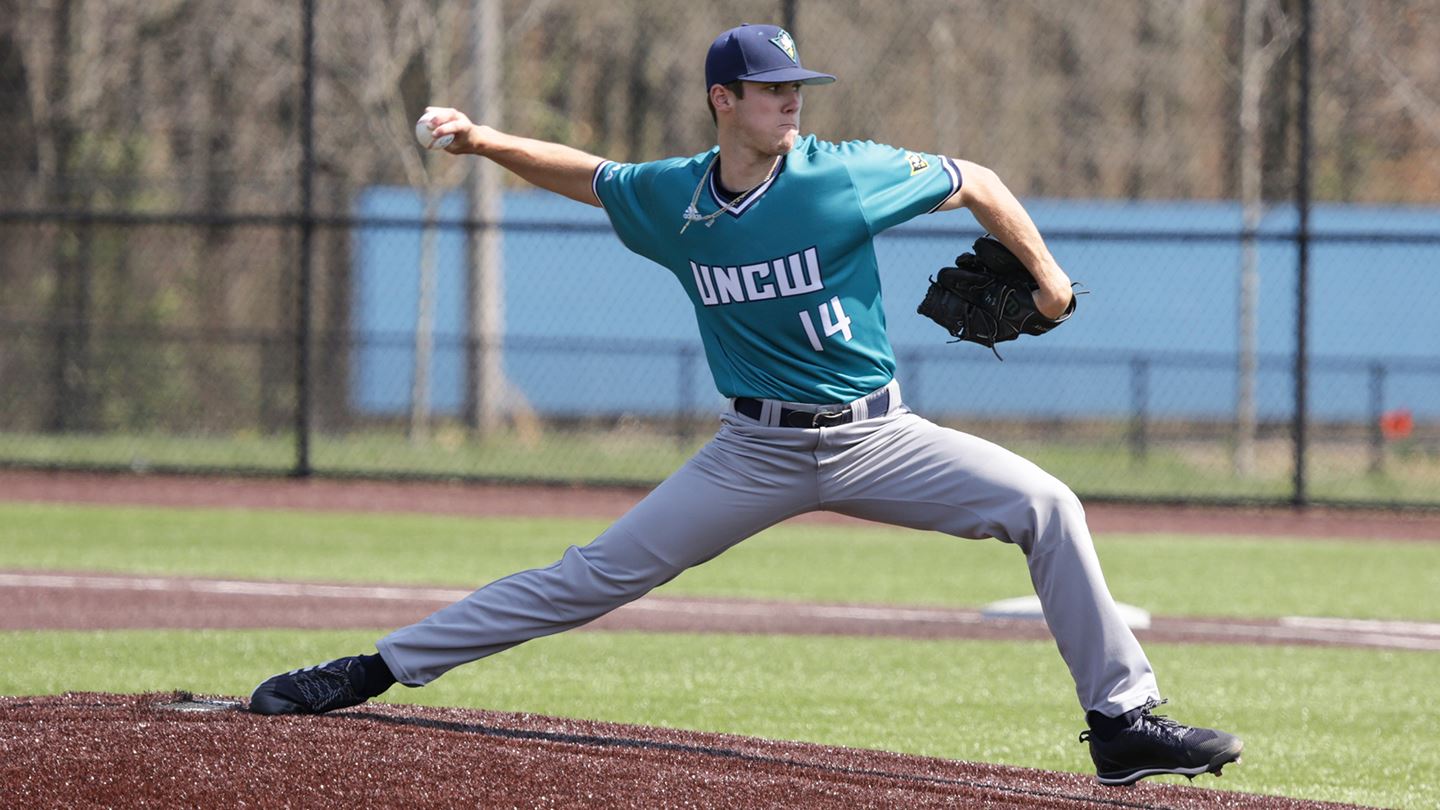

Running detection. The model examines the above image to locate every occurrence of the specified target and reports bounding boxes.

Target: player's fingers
[432,114,473,138]
[441,119,483,154]
[431,122,468,147]
[421,106,464,128]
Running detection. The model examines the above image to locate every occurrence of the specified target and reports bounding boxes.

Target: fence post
[467,0,505,437]
[293,0,316,477]
[44,0,90,435]
[1290,0,1312,506]
[1130,357,1150,463]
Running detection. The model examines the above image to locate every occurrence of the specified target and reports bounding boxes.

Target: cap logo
[770,30,798,63]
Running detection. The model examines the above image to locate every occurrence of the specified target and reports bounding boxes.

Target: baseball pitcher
[252,24,1242,787]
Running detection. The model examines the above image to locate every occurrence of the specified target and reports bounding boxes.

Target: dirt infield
[0,692,1363,809]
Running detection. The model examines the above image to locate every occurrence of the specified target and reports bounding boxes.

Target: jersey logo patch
[770,30,798,63]
[905,152,931,175]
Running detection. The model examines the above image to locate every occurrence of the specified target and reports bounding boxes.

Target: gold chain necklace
[680,153,781,234]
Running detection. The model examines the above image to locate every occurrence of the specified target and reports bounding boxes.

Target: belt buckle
[811,409,850,428]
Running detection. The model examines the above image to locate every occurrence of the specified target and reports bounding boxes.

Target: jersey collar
[708,155,787,218]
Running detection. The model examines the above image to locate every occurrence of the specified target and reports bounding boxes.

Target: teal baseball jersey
[592,135,962,403]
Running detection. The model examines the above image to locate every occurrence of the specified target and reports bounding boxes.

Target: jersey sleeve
[591,159,667,263]
[836,141,962,236]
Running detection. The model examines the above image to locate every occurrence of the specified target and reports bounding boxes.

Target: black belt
[734,388,892,429]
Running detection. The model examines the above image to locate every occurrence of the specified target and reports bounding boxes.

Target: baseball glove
[916,235,1078,359]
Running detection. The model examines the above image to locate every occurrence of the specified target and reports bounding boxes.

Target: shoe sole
[1097,742,1244,787]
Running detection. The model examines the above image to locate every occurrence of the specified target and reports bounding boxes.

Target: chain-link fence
[2,0,1437,506]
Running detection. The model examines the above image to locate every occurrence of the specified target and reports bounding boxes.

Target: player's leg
[251,419,819,713]
[819,409,1155,715]
[818,410,1241,783]
[376,422,818,687]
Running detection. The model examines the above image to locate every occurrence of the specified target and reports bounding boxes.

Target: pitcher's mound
[1,692,1353,809]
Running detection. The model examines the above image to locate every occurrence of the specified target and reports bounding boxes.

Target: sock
[357,653,397,698]
[1085,704,1148,740]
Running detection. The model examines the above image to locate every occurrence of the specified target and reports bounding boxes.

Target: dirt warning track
[3,469,1438,541]
[4,571,1439,652]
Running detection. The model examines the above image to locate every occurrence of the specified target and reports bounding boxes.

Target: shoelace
[285,660,338,676]
[288,660,360,709]
[1138,699,1183,730]
[1078,697,1183,743]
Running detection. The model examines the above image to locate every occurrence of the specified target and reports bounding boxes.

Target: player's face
[733,81,803,156]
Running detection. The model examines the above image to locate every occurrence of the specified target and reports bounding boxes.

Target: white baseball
[415,112,455,150]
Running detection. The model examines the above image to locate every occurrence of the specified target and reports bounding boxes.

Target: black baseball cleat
[1079,699,1244,786]
[250,656,370,715]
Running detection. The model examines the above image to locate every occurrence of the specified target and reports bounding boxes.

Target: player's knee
[1018,478,1086,555]
[1049,480,1086,524]
[550,543,673,615]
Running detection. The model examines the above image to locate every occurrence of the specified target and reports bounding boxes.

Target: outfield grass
[2,502,1438,621]
[5,427,1440,503]
[1,629,1434,808]
[0,428,703,482]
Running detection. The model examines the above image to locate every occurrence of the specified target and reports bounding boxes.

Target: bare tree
[328,1,470,443]
[1236,0,1296,477]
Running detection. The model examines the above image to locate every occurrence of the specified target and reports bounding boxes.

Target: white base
[981,594,1152,630]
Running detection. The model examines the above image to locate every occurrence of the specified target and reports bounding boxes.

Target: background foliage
[1,0,1437,504]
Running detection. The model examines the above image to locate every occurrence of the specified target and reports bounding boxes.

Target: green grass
[2,502,1438,621]
[4,501,1438,807]
[5,427,1440,503]
[0,431,297,471]
[0,428,704,482]
[1,629,1434,808]
[1009,439,1440,504]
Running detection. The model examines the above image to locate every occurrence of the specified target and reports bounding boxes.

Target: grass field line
[620,598,988,624]
[9,570,1440,652]
[1150,617,1440,651]
[1279,615,1440,637]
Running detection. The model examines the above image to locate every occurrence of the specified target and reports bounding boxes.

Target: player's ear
[709,83,734,114]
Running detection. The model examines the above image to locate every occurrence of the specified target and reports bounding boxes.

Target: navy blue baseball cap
[705,24,836,89]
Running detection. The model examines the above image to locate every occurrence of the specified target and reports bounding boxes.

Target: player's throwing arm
[415,105,606,207]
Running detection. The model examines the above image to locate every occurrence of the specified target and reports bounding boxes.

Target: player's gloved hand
[916,235,1080,360]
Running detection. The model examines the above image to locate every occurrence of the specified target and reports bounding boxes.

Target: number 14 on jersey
[799,296,853,352]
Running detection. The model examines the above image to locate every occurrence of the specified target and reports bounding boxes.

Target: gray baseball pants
[377,382,1159,717]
